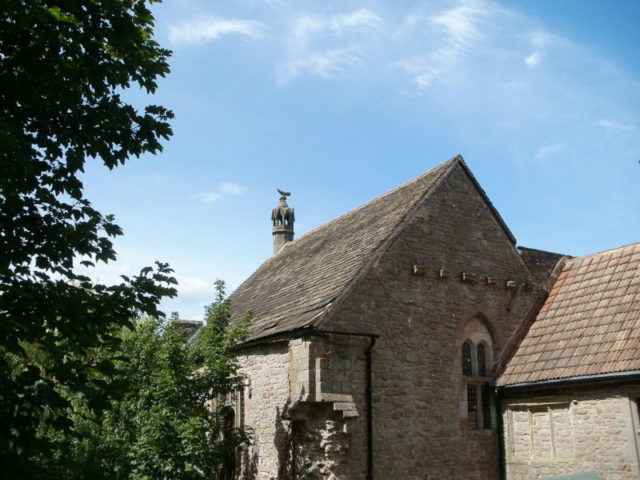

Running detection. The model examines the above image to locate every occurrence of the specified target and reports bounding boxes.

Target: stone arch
[458,314,497,431]
[457,312,502,361]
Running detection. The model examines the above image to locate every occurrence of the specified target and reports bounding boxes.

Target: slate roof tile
[229,157,461,342]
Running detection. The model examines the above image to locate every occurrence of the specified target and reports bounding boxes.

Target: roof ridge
[287,155,462,244]
[455,159,517,245]
[517,246,568,257]
[231,156,462,287]
[229,155,463,342]
[311,156,461,331]
[566,240,640,266]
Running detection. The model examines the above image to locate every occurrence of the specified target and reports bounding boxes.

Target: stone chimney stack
[272,189,294,255]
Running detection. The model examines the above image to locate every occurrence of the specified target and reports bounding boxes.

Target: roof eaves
[498,369,640,390]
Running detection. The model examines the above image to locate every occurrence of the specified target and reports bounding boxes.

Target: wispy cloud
[524,51,543,68]
[329,9,383,32]
[193,182,246,203]
[523,31,558,69]
[278,9,382,83]
[395,0,491,88]
[535,144,565,160]
[429,0,488,51]
[218,182,246,195]
[168,17,264,46]
[596,119,636,132]
[281,47,363,81]
[176,276,215,304]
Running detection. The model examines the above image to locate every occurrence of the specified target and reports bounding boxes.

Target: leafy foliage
[53,281,248,480]
[0,0,176,472]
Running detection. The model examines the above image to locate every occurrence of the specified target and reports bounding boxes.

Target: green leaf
[45,6,78,24]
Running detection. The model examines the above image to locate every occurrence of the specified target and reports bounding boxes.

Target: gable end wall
[324,163,542,480]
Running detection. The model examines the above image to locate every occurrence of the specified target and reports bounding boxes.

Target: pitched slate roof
[498,242,640,386]
[517,246,566,285]
[172,319,203,342]
[229,156,465,342]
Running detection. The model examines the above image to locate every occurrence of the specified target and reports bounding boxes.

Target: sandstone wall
[503,384,640,480]
[236,163,548,479]
[324,163,541,480]
[237,337,368,480]
[288,335,368,480]
[237,342,292,480]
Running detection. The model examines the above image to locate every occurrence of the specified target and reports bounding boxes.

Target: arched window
[219,386,244,480]
[460,317,494,430]
[477,343,486,377]
[461,342,473,376]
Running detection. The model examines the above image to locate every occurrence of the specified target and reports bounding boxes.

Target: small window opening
[462,342,473,376]
[460,317,494,431]
[482,385,492,429]
[467,385,478,430]
[477,344,486,377]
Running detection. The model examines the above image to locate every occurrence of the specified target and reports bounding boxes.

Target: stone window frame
[217,387,246,480]
[218,386,245,430]
[459,316,494,431]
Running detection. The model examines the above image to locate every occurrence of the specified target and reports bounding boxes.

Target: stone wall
[322,164,541,480]
[292,404,351,480]
[236,163,549,479]
[502,383,640,480]
[288,335,367,480]
[237,342,292,480]
[237,336,367,480]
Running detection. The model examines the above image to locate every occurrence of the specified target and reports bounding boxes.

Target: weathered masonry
[498,243,640,480]
[215,156,640,480]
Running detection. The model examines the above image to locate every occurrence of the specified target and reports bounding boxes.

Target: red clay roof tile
[498,242,640,386]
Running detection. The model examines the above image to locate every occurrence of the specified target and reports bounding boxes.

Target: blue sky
[81,0,640,319]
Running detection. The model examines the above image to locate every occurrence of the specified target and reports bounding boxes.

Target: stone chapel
[212,156,640,480]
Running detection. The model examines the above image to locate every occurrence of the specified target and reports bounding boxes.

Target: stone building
[219,155,640,480]
[497,243,640,480]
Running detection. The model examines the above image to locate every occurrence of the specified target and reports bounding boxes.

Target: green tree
[53,281,249,480]
[0,0,176,472]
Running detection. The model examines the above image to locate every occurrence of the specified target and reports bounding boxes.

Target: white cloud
[194,191,222,202]
[395,0,491,88]
[535,144,565,160]
[281,47,363,81]
[596,119,636,132]
[396,57,442,88]
[176,276,215,303]
[330,9,383,32]
[194,182,246,203]
[218,182,247,195]
[522,31,558,69]
[291,9,382,39]
[278,9,382,83]
[428,0,488,51]
[528,30,556,49]
[524,51,543,68]
[168,17,264,46]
